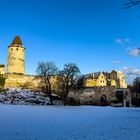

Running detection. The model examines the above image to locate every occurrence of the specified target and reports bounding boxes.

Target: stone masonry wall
[4,74,58,91]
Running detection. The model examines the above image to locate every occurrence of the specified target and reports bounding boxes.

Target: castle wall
[96,73,107,87]
[110,79,117,87]
[84,73,107,88]
[4,74,58,91]
[0,66,5,74]
[110,71,127,88]
[84,79,97,87]
[4,74,38,89]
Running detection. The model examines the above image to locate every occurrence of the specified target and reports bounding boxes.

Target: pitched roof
[10,36,23,46]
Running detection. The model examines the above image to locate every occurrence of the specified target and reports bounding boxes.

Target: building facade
[84,70,127,89]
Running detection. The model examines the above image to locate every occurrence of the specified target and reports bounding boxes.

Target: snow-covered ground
[0,88,62,105]
[0,105,139,140]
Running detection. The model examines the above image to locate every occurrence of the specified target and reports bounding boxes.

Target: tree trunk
[63,92,68,105]
[47,77,53,105]
[49,92,53,105]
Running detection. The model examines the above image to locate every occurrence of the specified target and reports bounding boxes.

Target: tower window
[17,48,18,51]
[11,48,13,50]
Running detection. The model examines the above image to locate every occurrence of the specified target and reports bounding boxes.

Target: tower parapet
[6,36,25,74]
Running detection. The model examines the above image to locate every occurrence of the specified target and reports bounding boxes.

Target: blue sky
[0,0,140,80]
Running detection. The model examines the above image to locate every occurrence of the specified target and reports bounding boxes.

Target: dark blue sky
[0,0,140,77]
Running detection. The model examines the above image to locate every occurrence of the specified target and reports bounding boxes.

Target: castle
[7,36,25,74]
[84,71,127,88]
[0,36,127,89]
[0,36,42,89]
[0,36,25,75]
[0,36,59,90]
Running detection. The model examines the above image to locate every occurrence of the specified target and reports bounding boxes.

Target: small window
[11,48,13,50]
[17,48,18,51]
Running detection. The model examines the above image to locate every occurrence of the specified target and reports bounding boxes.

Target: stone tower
[6,36,25,74]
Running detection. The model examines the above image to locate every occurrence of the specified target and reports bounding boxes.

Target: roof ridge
[10,36,23,46]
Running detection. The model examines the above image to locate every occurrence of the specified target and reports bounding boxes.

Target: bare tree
[58,63,80,105]
[74,75,85,90]
[133,77,140,105]
[36,62,58,105]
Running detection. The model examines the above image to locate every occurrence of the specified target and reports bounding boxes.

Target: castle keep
[0,36,127,89]
[6,36,25,74]
[0,36,40,89]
